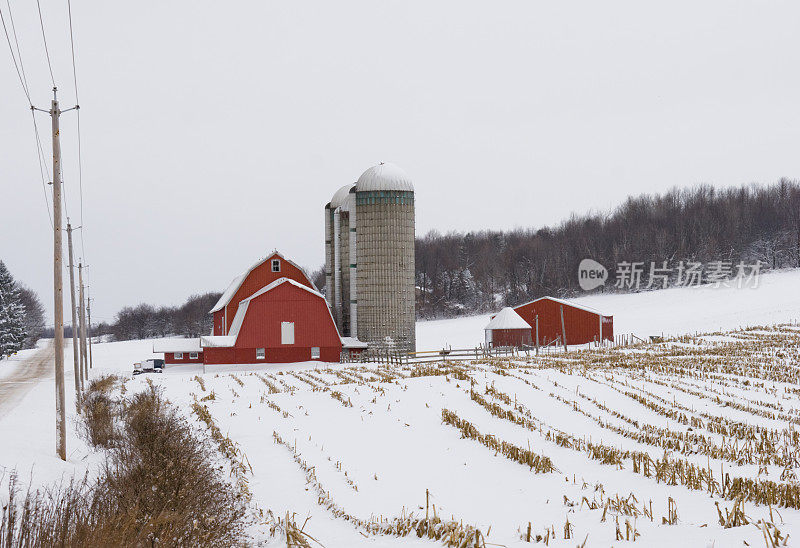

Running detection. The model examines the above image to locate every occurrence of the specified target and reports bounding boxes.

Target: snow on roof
[517,296,610,317]
[484,307,531,330]
[201,300,250,348]
[202,279,333,349]
[200,335,236,348]
[341,337,368,349]
[240,277,326,304]
[211,272,247,314]
[355,162,414,192]
[152,338,202,353]
[209,251,318,314]
[330,183,355,209]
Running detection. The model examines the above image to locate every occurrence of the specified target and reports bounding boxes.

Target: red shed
[201,277,342,364]
[513,296,613,346]
[484,307,533,348]
[210,251,316,336]
[153,339,204,364]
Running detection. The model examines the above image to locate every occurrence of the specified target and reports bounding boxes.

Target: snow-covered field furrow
[5,271,800,545]
[78,323,792,546]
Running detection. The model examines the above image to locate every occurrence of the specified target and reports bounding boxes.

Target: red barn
[201,277,342,364]
[513,296,613,346]
[210,251,316,336]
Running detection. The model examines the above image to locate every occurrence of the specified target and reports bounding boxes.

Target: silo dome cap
[330,183,356,209]
[356,162,414,192]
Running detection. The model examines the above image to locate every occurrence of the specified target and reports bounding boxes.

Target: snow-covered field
[3,269,800,546]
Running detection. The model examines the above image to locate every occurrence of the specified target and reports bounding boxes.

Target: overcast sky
[2,1,799,323]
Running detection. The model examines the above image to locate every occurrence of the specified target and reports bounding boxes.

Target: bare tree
[415,179,800,318]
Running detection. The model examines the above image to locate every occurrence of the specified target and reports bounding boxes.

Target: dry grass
[80,391,118,448]
[87,374,120,394]
[1,385,249,547]
[79,374,123,448]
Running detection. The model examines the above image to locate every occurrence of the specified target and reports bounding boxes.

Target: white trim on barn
[515,295,610,317]
[209,251,319,314]
[201,277,341,349]
[201,300,250,348]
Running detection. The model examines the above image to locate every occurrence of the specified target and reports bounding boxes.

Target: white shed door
[281,322,295,345]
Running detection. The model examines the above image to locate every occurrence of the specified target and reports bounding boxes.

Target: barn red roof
[209,251,317,314]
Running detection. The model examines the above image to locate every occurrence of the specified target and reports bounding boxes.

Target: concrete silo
[324,163,416,353]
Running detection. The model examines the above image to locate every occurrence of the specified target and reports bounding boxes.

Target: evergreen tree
[0,261,27,358]
[17,285,45,349]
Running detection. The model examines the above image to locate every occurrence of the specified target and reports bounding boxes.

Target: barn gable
[210,251,317,335]
[201,278,342,364]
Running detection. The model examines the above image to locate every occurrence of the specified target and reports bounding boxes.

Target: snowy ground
[3,269,800,546]
[416,268,800,349]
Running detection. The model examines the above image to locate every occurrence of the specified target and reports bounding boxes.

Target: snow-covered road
[0,341,54,419]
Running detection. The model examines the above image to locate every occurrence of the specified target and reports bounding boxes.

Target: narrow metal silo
[323,202,334,311]
[326,184,356,335]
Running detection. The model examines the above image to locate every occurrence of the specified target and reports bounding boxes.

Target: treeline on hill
[93,293,222,341]
[93,179,800,333]
[0,261,45,357]
[415,179,800,318]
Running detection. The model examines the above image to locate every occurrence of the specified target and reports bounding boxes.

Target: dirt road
[0,341,55,419]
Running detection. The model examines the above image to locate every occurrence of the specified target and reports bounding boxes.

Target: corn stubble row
[193,324,800,545]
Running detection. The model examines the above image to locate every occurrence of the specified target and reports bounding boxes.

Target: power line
[34,0,55,86]
[30,110,54,227]
[66,0,78,102]
[1,2,54,227]
[2,0,88,242]
[66,0,85,260]
[34,0,71,229]
[0,4,30,102]
[60,155,69,222]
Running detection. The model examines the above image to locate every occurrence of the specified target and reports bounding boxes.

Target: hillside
[416,180,800,318]
[416,268,800,349]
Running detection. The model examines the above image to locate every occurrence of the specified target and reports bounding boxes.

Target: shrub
[2,385,249,546]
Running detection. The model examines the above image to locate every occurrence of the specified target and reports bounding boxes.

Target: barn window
[272,259,281,272]
[281,322,295,344]
[174,352,183,360]
[311,347,320,359]
[256,348,265,359]
[189,352,198,360]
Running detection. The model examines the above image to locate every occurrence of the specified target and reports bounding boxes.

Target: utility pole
[86,292,93,370]
[66,223,82,395]
[78,263,88,382]
[34,87,78,461]
[43,88,66,460]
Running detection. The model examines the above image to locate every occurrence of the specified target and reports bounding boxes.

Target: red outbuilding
[484,307,533,348]
[513,296,613,346]
[201,277,342,364]
[210,251,316,336]
[152,339,204,364]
